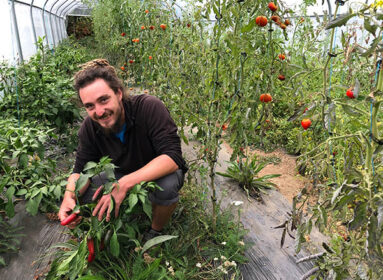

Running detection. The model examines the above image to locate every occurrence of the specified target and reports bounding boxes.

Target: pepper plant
[48,156,177,279]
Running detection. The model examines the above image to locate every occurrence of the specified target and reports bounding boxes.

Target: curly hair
[74,59,127,100]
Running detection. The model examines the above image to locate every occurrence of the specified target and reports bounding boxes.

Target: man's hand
[92,183,129,222]
[58,194,81,229]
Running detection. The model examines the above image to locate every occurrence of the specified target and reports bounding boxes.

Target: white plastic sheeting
[0,0,90,63]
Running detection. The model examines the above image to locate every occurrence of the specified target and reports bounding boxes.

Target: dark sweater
[73,94,187,175]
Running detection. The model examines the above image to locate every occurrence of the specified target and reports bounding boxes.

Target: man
[58,59,187,239]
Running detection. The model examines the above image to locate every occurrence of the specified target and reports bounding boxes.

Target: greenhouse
[0,0,382,279]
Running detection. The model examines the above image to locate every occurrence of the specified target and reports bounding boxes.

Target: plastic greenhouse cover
[0,0,88,63]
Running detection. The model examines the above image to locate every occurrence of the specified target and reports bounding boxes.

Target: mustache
[94,110,113,120]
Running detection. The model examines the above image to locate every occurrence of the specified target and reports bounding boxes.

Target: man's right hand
[58,173,87,228]
[58,194,81,229]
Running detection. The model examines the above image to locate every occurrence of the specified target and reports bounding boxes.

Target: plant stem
[322,3,339,124]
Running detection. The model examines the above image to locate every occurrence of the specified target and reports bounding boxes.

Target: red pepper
[60,213,78,226]
[87,237,95,263]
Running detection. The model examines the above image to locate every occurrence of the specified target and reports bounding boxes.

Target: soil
[223,143,310,204]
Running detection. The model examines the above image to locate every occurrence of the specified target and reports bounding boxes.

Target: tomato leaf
[325,12,355,30]
[341,104,361,116]
[241,20,255,33]
[361,37,380,57]
[331,182,344,205]
[348,202,367,230]
[324,102,336,131]
[364,18,377,36]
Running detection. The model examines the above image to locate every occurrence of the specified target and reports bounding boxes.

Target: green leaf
[241,20,255,33]
[349,202,367,230]
[19,153,29,168]
[15,189,27,196]
[57,251,77,275]
[54,185,61,200]
[341,104,361,116]
[5,186,15,200]
[333,192,355,211]
[5,201,15,218]
[364,18,377,36]
[104,166,115,180]
[26,193,42,216]
[128,193,138,213]
[325,13,355,30]
[319,205,327,227]
[75,174,90,192]
[77,276,106,280]
[142,200,152,219]
[110,230,120,257]
[361,37,380,57]
[331,182,344,204]
[0,256,5,266]
[136,258,161,279]
[83,161,97,171]
[141,235,178,253]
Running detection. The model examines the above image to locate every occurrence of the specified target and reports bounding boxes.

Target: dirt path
[223,143,310,204]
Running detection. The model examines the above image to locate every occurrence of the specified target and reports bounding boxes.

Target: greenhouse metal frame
[2,0,90,62]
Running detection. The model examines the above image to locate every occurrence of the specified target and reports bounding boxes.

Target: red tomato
[346,90,355,99]
[255,16,268,27]
[278,75,285,81]
[260,93,272,103]
[271,15,280,23]
[160,24,167,30]
[278,53,286,60]
[284,19,291,26]
[301,119,312,130]
[268,2,277,12]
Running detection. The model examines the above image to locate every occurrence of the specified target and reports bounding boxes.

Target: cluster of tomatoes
[255,2,291,30]
[119,10,165,71]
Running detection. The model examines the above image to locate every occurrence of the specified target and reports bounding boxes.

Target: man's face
[79,78,125,134]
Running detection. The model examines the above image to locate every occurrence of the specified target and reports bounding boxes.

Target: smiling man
[58,59,187,240]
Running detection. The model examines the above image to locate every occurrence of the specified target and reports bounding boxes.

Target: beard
[95,103,125,136]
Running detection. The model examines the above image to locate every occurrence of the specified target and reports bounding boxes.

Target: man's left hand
[92,183,128,221]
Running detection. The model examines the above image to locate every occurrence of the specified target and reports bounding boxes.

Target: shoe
[142,228,163,243]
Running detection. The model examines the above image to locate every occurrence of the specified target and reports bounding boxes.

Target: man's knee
[148,169,184,206]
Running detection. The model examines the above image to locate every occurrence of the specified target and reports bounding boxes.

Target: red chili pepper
[60,213,78,226]
[87,237,95,263]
